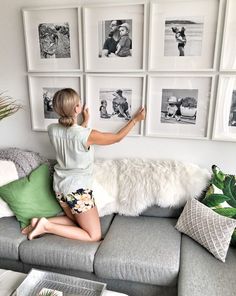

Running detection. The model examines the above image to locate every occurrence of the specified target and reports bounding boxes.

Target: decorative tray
[16,269,107,296]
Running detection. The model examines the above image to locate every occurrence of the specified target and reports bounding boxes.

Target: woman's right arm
[87,107,145,146]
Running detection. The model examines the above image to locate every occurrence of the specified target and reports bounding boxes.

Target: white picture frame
[148,0,222,71]
[146,74,215,139]
[83,3,146,72]
[219,0,236,71]
[28,74,83,131]
[212,75,236,142]
[85,74,145,136]
[22,6,83,72]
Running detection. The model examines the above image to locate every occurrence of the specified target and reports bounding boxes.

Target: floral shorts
[56,189,95,214]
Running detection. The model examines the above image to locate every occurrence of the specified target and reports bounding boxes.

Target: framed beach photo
[85,74,145,136]
[28,74,83,131]
[148,0,222,71]
[83,3,146,71]
[22,6,83,72]
[146,74,215,139]
[220,0,236,71]
[213,75,236,141]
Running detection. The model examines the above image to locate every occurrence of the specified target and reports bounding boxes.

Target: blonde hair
[53,88,80,127]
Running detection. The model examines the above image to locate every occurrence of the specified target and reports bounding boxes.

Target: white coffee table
[0,269,128,296]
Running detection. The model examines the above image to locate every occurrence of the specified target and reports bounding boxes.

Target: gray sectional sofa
[1,205,236,296]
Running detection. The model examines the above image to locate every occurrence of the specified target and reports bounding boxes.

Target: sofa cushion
[18,214,114,273]
[141,205,183,218]
[94,215,181,286]
[0,217,26,260]
[176,198,236,262]
[0,164,62,229]
[178,235,236,296]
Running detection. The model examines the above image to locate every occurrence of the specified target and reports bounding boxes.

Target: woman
[25,88,145,241]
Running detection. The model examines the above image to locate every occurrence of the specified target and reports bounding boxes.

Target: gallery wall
[0,0,235,173]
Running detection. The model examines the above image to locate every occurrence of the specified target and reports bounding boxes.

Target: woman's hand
[81,104,89,127]
[133,107,146,124]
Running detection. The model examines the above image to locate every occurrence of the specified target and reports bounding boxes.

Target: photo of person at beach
[164,16,204,56]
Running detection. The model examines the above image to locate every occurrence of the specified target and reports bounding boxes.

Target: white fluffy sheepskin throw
[93,158,211,217]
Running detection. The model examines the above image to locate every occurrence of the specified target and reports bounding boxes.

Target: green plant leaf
[202,193,230,207]
[0,93,22,120]
[213,207,236,218]
[205,185,214,197]
[211,175,224,190]
[212,165,225,181]
[223,175,236,208]
[230,230,236,247]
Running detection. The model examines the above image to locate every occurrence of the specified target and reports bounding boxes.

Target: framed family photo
[220,0,236,71]
[28,74,83,131]
[85,74,145,136]
[146,74,215,139]
[83,3,146,71]
[148,0,222,71]
[213,75,236,141]
[22,6,83,72]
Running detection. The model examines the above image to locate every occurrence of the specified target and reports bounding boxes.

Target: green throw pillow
[202,165,236,246]
[0,163,62,228]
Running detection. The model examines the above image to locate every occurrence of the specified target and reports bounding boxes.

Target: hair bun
[59,116,74,127]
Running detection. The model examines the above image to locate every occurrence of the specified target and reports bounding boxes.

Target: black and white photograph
[228,90,236,127]
[98,19,132,58]
[147,76,213,138]
[43,87,60,119]
[164,16,204,57]
[161,89,198,124]
[38,22,71,59]
[99,88,132,121]
[28,74,83,131]
[23,7,82,71]
[213,76,236,141]
[149,1,220,70]
[220,0,236,70]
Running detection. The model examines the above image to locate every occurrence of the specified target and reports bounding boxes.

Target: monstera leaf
[222,175,236,208]
[213,207,236,218]
[202,193,230,207]
[211,165,225,190]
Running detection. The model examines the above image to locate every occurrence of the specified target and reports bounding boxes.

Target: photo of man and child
[98,19,132,58]
[99,88,132,121]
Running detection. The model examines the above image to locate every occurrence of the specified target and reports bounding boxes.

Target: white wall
[0,0,235,173]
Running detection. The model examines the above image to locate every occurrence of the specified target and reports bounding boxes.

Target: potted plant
[180,96,197,118]
[0,92,22,121]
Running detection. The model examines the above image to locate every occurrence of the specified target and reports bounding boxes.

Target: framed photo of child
[219,0,236,71]
[148,0,222,71]
[213,75,236,142]
[85,74,145,136]
[146,74,215,139]
[28,74,83,131]
[83,3,146,71]
[22,6,83,72]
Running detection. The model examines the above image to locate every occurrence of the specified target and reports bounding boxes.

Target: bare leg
[47,215,76,226]
[28,207,101,242]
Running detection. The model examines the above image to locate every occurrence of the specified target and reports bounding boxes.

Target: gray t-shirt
[48,123,94,195]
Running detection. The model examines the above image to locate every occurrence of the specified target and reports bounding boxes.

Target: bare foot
[28,217,48,240]
[21,218,39,235]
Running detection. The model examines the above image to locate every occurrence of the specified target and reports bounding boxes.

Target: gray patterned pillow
[176,198,236,262]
